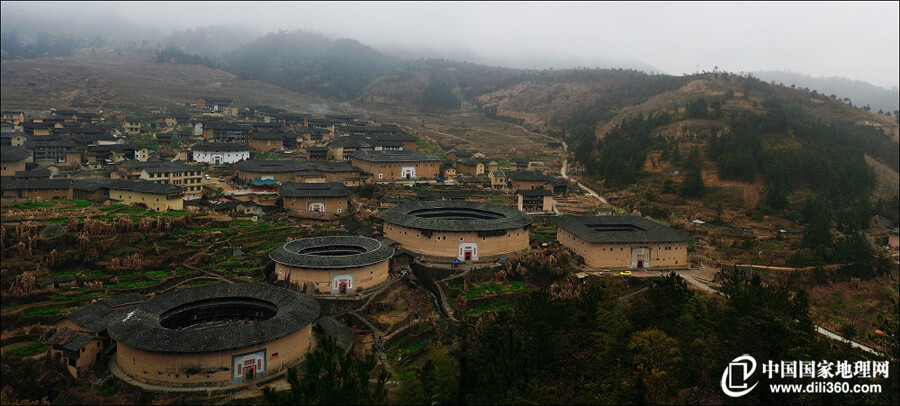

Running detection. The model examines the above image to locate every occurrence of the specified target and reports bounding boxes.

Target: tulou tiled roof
[380,200,532,232]
[278,181,349,198]
[108,283,320,353]
[106,179,183,195]
[269,236,394,269]
[191,142,251,152]
[351,150,441,163]
[236,159,311,173]
[555,215,689,244]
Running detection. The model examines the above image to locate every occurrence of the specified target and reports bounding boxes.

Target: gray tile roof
[517,189,553,196]
[352,150,441,163]
[236,159,311,173]
[249,132,286,140]
[191,142,250,152]
[555,215,689,244]
[313,162,360,173]
[106,179,183,195]
[14,167,52,178]
[507,170,555,182]
[380,200,532,232]
[269,236,394,269]
[140,162,197,174]
[107,283,320,353]
[60,334,97,352]
[60,301,116,333]
[1,178,78,190]
[279,181,349,198]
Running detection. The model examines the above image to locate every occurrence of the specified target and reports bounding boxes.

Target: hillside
[163,29,404,101]
[753,70,900,113]
[0,45,342,113]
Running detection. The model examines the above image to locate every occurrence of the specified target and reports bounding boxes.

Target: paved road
[815,326,881,355]
[560,158,609,205]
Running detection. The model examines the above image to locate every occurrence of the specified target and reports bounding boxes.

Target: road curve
[675,270,883,356]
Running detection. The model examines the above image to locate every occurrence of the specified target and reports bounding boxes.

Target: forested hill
[164,29,403,101]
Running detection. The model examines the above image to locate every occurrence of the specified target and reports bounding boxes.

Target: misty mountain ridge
[753,70,899,113]
[156,26,896,113]
[3,16,894,111]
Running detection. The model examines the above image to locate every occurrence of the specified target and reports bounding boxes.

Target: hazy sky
[3,1,898,89]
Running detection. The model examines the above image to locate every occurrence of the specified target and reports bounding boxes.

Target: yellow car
[619,271,632,276]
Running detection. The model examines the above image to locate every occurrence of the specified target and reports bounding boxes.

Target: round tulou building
[269,236,394,295]
[379,200,532,261]
[108,283,320,387]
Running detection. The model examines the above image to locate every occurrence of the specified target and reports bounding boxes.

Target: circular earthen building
[269,236,394,295]
[379,200,532,261]
[108,283,320,387]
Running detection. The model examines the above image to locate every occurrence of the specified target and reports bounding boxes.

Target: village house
[14,166,54,180]
[313,161,363,187]
[160,113,191,127]
[279,181,350,214]
[0,178,105,201]
[1,132,29,147]
[47,328,104,379]
[327,136,375,161]
[267,112,310,128]
[1,146,29,177]
[445,150,471,162]
[442,162,457,179]
[455,157,498,176]
[1,110,26,125]
[123,118,141,135]
[48,293,142,378]
[350,150,442,181]
[441,191,468,201]
[83,143,149,164]
[191,142,250,164]
[235,159,313,184]
[106,179,185,211]
[76,112,101,125]
[248,132,285,151]
[517,189,554,213]
[556,215,689,269]
[506,170,556,191]
[135,162,204,200]
[22,122,53,136]
[51,110,78,122]
[196,96,233,111]
[306,146,329,161]
[511,158,531,171]
[22,136,79,165]
[489,170,507,190]
[202,121,252,142]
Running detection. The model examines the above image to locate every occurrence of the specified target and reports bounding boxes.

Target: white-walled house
[191,142,250,164]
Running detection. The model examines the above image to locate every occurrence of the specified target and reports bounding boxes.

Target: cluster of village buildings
[2,98,694,386]
[2,99,566,215]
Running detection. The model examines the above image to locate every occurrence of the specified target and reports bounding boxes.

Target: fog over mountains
[2,2,898,109]
[752,71,899,113]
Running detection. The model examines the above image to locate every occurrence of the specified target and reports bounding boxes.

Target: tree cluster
[454,273,897,405]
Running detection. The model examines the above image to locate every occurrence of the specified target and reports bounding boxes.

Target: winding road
[674,270,883,356]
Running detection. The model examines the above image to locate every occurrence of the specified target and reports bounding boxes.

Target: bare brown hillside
[0,46,341,113]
